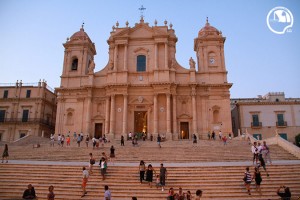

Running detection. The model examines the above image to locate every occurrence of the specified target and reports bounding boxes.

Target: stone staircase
[0,164,300,199]
[5,139,297,162]
[0,138,299,199]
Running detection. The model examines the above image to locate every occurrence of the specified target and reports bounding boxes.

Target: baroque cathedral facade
[55,17,232,140]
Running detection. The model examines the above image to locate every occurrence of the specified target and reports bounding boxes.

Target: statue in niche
[88,59,95,73]
[189,57,196,69]
[171,58,176,69]
[109,59,114,70]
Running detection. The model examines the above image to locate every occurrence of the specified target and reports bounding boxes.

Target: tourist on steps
[195,189,203,200]
[157,134,162,148]
[277,185,291,200]
[251,142,259,165]
[104,185,111,200]
[145,164,156,188]
[22,184,37,199]
[253,166,262,195]
[47,185,55,200]
[81,167,89,197]
[121,135,125,146]
[138,160,146,184]
[262,141,272,165]
[160,163,167,191]
[89,153,95,174]
[109,145,115,164]
[243,167,252,195]
[1,144,9,163]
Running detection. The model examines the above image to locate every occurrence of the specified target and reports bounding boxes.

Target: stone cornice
[235,101,300,106]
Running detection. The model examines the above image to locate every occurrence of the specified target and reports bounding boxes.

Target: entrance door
[134,111,147,135]
[94,123,103,138]
[180,122,189,139]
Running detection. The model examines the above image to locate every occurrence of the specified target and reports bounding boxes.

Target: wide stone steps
[6,139,297,163]
[0,164,300,200]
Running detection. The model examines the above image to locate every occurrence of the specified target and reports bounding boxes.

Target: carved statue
[88,59,95,73]
[109,59,114,70]
[189,57,195,69]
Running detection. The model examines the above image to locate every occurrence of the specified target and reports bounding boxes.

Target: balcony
[276,121,287,127]
[0,118,55,128]
[251,122,262,128]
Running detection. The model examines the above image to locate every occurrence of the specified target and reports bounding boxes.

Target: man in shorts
[81,167,89,197]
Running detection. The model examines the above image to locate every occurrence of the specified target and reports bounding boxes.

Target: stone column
[86,92,92,136]
[192,90,198,135]
[155,43,158,69]
[165,42,168,69]
[153,94,158,135]
[124,44,128,71]
[105,96,110,135]
[114,45,118,71]
[122,94,128,135]
[109,94,115,137]
[166,93,171,137]
[172,94,177,139]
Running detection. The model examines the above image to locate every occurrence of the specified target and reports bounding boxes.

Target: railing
[251,122,262,128]
[276,121,287,127]
[0,118,55,127]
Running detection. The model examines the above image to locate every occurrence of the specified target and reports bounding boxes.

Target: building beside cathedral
[231,92,300,142]
[55,17,232,140]
[0,80,56,141]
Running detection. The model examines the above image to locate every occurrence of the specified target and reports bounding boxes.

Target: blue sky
[0,0,299,98]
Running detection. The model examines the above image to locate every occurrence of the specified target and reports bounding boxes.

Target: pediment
[113,23,167,39]
[93,114,105,119]
[177,113,192,119]
[129,96,152,105]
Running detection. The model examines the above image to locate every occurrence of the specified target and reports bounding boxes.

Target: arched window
[137,55,146,72]
[71,58,78,70]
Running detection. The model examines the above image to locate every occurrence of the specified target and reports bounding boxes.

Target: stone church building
[55,17,232,140]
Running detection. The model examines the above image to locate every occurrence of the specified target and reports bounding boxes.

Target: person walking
[77,135,81,147]
[222,135,227,145]
[57,134,62,147]
[251,142,259,165]
[85,135,90,148]
[89,153,95,174]
[73,131,77,141]
[157,134,162,148]
[109,145,115,164]
[81,167,89,197]
[61,135,65,147]
[47,185,55,200]
[138,160,146,184]
[160,163,167,191]
[100,157,108,180]
[211,131,215,140]
[218,130,222,140]
[262,141,272,165]
[104,185,111,200]
[50,134,55,147]
[121,135,125,146]
[243,167,252,195]
[258,155,269,177]
[2,144,9,163]
[193,134,197,144]
[253,166,262,195]
[145,164,156,188]
[66,135,71,146]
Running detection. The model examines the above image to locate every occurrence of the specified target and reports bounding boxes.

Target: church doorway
[94,123,103,138]
[134,111,147,136]
[180,122,189,139]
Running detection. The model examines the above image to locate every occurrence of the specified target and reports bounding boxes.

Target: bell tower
[61,25,96,87]
[194,18,227,84]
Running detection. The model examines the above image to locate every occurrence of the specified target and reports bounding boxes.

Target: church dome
[69,26,92,42]
[198,18,221,37]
